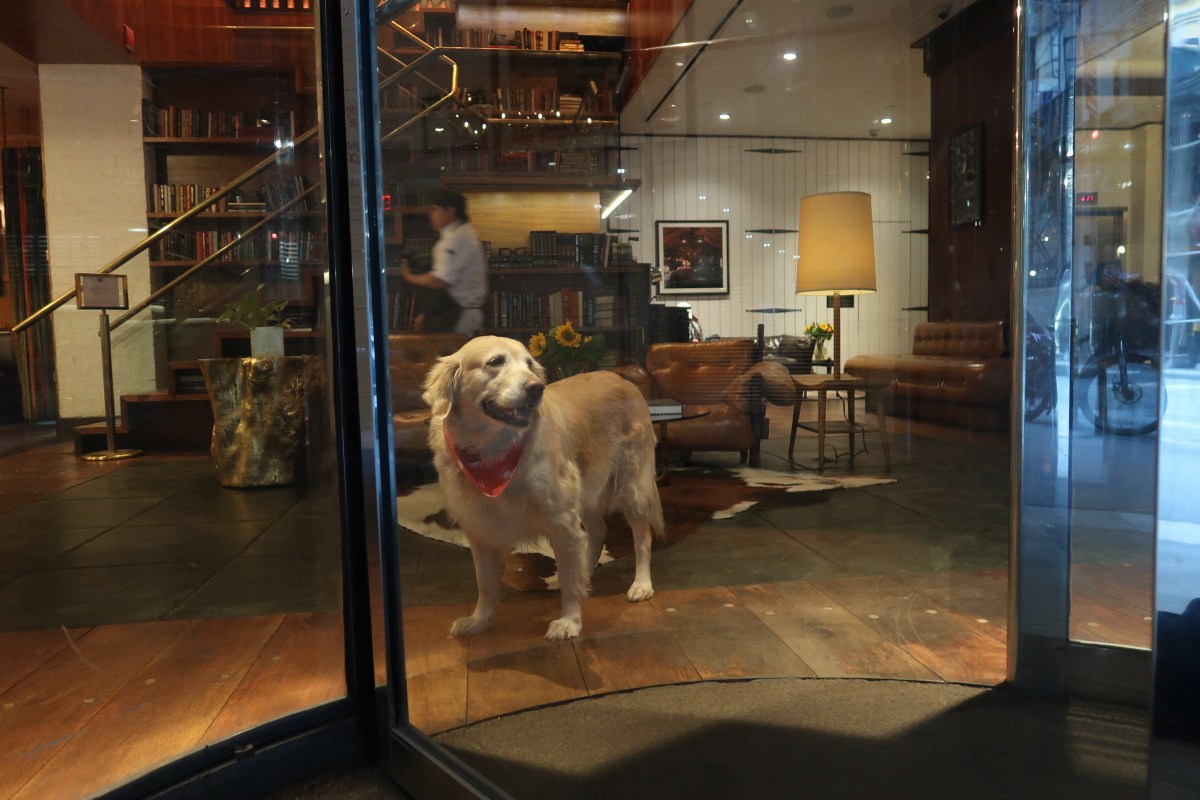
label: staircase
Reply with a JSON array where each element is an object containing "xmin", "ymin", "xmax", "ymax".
[
  {"xmin": 73, "ymin": 362, "xmax": 214, "ymax": 456},
  {"xmin": 12, "ymin": 2, "xmax": 451, "ymax": 456}
]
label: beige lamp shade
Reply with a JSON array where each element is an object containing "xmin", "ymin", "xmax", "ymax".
[{"xmin": 796, "ymin": 191, "xmax": 877, "ymax": 295}]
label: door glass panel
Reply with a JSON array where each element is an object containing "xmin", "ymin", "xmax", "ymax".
[
  {"xmin": 1156, "ymin": 0, "xmax": 1200, "ymax": 756},
  {"xmin": 1066, "ymin": 1, "xmax": 1164, "ymax": 649},
  {"xmin": 378, "ymin": 2, "xmax": 1013, "ymax": 766},
  {"xmin": 0, "ymin": 7, "xmax": 346, "ymax": 797}
]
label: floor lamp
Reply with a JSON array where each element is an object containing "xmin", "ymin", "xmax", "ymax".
[{"xmin": 795, "ymin": 191, "xmax": 877, "ymax": 375}]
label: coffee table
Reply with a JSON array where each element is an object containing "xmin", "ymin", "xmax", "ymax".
[
  {"xmin": 788, "ymin": 374, "xmax": 891, "ymax": 473},
  {"xmin": 650, "ymin": 407, "xmax": 711, "ymax": 483}
]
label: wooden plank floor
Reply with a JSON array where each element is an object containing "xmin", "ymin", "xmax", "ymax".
[{"xmin": 0, "ymin": 417, "xmax": 1153, "ymax": 800}]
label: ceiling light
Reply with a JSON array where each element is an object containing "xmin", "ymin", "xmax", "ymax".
[
  {"xmin": 719, "ymin": 113, "xmax": 731, "ymax": 120},
  {"xmin": 880, "ymin": 117, "xmax": 893, "ymax": 125},
  {"xmin": 783, "ymin": 52, "xmax": 797, "ymax": 61}
]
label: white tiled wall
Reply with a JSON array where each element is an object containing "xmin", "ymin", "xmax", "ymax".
[
  {"xmin": 621, "ymin": 135, "xmax": 930, "ymax": 361},
  {"xmin": 39, "ymin": 64, "xmax": 158, "ymax": 419}
]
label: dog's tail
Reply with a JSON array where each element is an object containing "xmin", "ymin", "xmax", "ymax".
[{"xmin": 647, "ymin": 485, "xmax": 666, "ymax": 540}]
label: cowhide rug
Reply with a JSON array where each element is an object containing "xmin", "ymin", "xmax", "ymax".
[{"xmin": 396, "ymin": 466, "xmax": 896, "ymax": 591}]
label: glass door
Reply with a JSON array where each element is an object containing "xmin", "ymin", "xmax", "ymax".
[{"xmin": 1016, "ymin": 0, "xmax": 1163, "ymax": 701}]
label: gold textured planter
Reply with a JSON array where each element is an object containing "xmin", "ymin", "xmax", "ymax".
[{"xmin": 200, "ymin": 355, "xmax": 325, "ymax": 488}]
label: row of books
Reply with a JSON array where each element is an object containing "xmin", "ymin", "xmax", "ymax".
[
  {"xmin": 149, "ymin": 184, "xmax": 226, "ymax": 214},
  {"xmin": 265, "ymin": 176, "xmax": 317, "ymax": 211},
  {"xmin": 516, "ymin": 231, "xmax": 611, "ymax": 270},
  {"xmin": 453, "ymin": 86, "xmax": 616, "ymax": 117},
  {"xmin": 486, "ymin": 289, "xmax": 620, "ymax": 329},
  {"xmin": 149, "ymin": 229, "xmax": 322, "ymax": 263},
  {"xmin": 416, "ymin": 27, "xmax": 586, "ymax": 51},
  {"xmin": 143, "ymin": 103, "xmax": 295, "ymax": 140},
  {"xmin": 428, "ymin": 144, "xmax": 608, "ymax": 176}
]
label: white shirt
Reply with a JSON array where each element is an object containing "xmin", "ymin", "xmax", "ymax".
[{"xmin": 431, "ymin": 220, "xmax": 487, "ymax": 312}]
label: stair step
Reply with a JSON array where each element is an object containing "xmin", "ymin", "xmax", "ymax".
[
  {"xmin": 74, "ymin": 392, "xmax": 213, "ymax": 456},
  {"xmin": 167, "ymin": 361, "xmax": 208, "ymax": 397}
]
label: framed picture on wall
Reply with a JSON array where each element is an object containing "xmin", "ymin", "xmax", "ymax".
[
  {"xmin": 949, "ymin": 123, "xmax": 983, "ymax": 227},
  {"xmin": 656, "ymin": 220, "xmax": 730, "ymax": 295}
]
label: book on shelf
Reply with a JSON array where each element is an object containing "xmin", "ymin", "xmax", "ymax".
[{"xmin": 648, "ymin": 399, "xmax": 684, "ymax": 419}]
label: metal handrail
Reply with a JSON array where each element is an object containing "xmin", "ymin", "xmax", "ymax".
[
  {"xmin": 10, "ymin": 19, "xmax": 459, "ymax": 335},
  {"xmin": 10, "ymin": 127, "xmax": 319, "ymax": 334},
  {"xmin": 380, "ymin": 21, "xmax": 459, "ymax": 143},
  {"xmin": 109, "ymin": 184, "xmax": 323, "ymax": 331}
]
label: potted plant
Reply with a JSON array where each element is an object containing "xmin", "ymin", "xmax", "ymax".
[
  {"xmin": 217, "ymin": 284, "xmax": 291, "ymax": 357},
  {"xmin": 528, "ymin": 320, "xmax": 608, "ymax": 381}
]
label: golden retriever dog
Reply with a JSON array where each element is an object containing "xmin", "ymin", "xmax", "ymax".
[{"xmin": 422, "ymin": 335, "xmax": 664, "ymax": 640}]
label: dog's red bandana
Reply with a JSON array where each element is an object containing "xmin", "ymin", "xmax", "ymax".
[{"xmin": 442, "ymin": 424, "xmax": 525, "ymax": 497}]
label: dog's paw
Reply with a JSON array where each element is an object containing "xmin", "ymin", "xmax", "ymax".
[
  {"xmin": 545, "ymin": 618, "xmax": 581, "ymax": 640},
  {"xmin": 626, "ymin": 582, "xmax": 655, "ymax": 603},
  {"xmin": 450, "ymin": 615, "xmax": 491, "ymax": 636}
]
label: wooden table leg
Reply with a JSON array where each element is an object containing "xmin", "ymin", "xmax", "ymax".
[
  {"xmin": 816, "ymin": 388, "xmax": 827, "ymax": 474},
  {"xmin": 874, "ymin": 392, "xmax": 892, "ymax": 469},
  {"xmin": 847, "ymin": 388, "xmax": 858, "ymax": 464},
  {"xmin": 788, "ymin": 392, "xmax": 802, "ymax": 465}
]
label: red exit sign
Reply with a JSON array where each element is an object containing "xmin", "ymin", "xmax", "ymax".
[{"xmin": 1076, "ymin": 191, "xmax": 1099, "ymax": 205}]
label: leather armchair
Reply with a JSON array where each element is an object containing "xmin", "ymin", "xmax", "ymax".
[
  {"xmin": 389, "ymin": 332, "xmax": 470, "ymax": 456},
  {"xmin": 614, "ymin": 339, "xmax": 794, "ymax": 467}
]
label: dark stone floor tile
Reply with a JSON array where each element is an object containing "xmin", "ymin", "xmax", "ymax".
[
  {"xmin": 0, "ymin": 496, "xmax": 164, "ymax": 533},
  {"xmin": 44, "ymin": 520, "xmax": 272, "ymax": 568},
  {"xmin": 0, "ymin": 527, "xmax": 109, "ymax": 571},
  {"xmin": 167, "ymin": 554, "xmax": 341, "ymax": 619},
  {"xmin": 645, "ymin": 526, "xmax": 849, "ymax": 590},
  {"xmin": 241, "ymin": 515, "xmax": 341, "ymax": 558},
  {"xmin": 0, "ymin": 562, "xmax": 223, "ymax": 630},
  {"xmin": 758, "ymin": 490, "xmax": 929, "ymax": 530},
  {"xmin": 126, "ymin": 481, "xmax": 305, "ymax": 525},
  {"xmin": 788, "ymin": 523, "xmax": 1009, "ymax": 575},
  {"xmin": 48, "ymin": 461, "xmax": 213, "ymax": 500},
  {"xmin": 877, "ymin": 486, "xmax": 1009, "ymax": 524}
]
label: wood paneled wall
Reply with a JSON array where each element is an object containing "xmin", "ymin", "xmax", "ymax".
[
  {"xmin": 54, "ymin": 0, "xmax": 314, "ymax": 72},
  {"xmin": 623, "ymin": 135, "xmax": 929, "ymax": 361},
  {"xmin": 625, "ymin": 0, "xmax": 694, "ymax": 99},
  {"xmin": 466, "ymin": 191, "xmax": 601, "ymax": 250},
  {"xmin": 925, "ymin": 0, "xmax": 1016, "ymax": 325}
]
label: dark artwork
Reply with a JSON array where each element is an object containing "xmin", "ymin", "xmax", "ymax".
[
  {"xmin": 657, "ymin": 221, "xmax": 730, "ymax": 295},
  {"xmin": 949, "ymin": 124, "xmax": 983, "ymax": 227}
]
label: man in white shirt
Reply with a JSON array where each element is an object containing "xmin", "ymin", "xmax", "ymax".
[{"xmin": 399, "ymin": 189, "xmax": 488, "ymax": 334}]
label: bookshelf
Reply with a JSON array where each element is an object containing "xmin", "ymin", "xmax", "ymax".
[
  {"xmin": 141, "ymin": 66, "xmax": 325, "ymax": 359},
  {"xmin": 379, "ymin": 1, "xmax": 643, "ymax": 361}
]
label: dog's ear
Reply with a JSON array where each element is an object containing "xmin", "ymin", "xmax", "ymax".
[
  {"xmin": 422, "ymin": 356, "xmax": 461, "ymax": 417},
  {"xmin": 529, "ymin": 354, "xmax": 547, "ymax": 382}
]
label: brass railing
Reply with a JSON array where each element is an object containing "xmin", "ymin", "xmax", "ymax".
[
  {"xmin": 10, "ymin": 127, "xmax": 319, "ymax": 334},
  {"xmin": 10, "ymin": 14, "xmax": 459, "ymax": 336}
]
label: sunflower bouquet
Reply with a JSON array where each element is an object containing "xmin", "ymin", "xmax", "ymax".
[
  {"xmin": 804, "ymin": 321, "xmax": 834, "ymax": 342},
  {"xmin": 528, "ymin": 321, "xmax": 608, "ymax": 380}
]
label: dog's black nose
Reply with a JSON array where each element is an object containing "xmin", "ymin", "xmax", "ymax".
[{"xmin": 524, "ymin": 381, "xmax": 545, "ymax": 403}]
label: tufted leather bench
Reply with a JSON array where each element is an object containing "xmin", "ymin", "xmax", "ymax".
[
  {"xmin": 613, "ymin": 338, "xmax": 795, "ymax": 466},
  {"xmin": 389, "ymin": 332, "xmax": 470, "ymax": 456},
  {"xmin": 844, "ymin": 321, "xmax": 1012, "ymax": 430}
]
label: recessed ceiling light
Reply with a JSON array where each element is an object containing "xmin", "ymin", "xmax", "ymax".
[
  {"xmin": 719, "ymin": 113, "xmax": 731, "ymax": 120},
  {"xmin": 881, "ymin": 117, "xmax": 893, "ymax": 125},
  {"xmin": 783, "ymin": 52, "xmax": 797, "ymax": 61}
]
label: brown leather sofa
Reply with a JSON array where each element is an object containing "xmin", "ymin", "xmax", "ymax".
[
  {"xmin": 389, "ymin": 332, "xmax": 470, "ymax": 456},
  {"xmin": 844, "ymin": 321, "xmax": 1011, "ymax": 430},
  {"xmin": 613, "ymin": 339, "xmax": 795, "ymax": 466}
]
